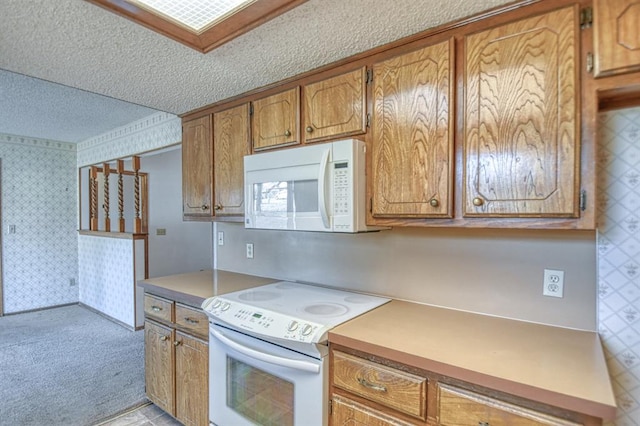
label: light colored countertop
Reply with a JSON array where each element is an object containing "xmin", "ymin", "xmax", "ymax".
[
  {"xmin": 329, "ymin": 300, "xmax": 616, "ymax": 420},
  {"xmin": 138, "ymin": 269, "xmax": 277, "ymax": 308}
]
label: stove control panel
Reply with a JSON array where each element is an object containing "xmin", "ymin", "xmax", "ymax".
[{"xmin": 202, "ymin": 297, "xmax": 326, "ymax": 343}]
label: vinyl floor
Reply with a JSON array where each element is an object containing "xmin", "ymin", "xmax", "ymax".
[{"xmin": 95, "ymin": 402, "xmax": 183, "ymax": 426}]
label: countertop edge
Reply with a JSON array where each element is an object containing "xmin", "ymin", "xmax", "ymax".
[
  {"xmin": 138, "ymin": 281, "xmax": 205, "ymax": 308},
  {"xmin": 328, "ymin": 332, "xmax": 617, "ymax": 421}
]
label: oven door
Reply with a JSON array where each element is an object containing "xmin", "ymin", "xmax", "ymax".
[{"xmin": 209, "ymin": 323, "xmax": 327, "ymax": 426}]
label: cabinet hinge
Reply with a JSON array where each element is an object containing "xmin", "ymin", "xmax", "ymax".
[
  {"xmin": 580, "ymin": 7, "xmax": 593, "ymax": 29},
  {"xmin": 369, "ymin": 197, "xmax": 373, "ymax": 214},
  {"xmin": 366, "ymin": 113, "xmax": 371, "ymax": 128},
  {"xmin": 249, "ymin": 104, "xmax": 254, "ymax": 116},
  {"xmin": 366, "ymin": 69, "xmax": 373, "ymax": 84},
  {"xmin": 329, "ymin": 399, "xmax": 333, "ymax": 415},
  {"xmin": 586, "ymin": 52, "xmax": 594, "ymax": 74},
  {"xmin": 579, "ymin": 190, "xmax": 587, "ymax": 212}
]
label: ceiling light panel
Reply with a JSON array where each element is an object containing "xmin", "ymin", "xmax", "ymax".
[{"xmin": 130, "ymin": 0, "xmax": 255, "ymax": 33}]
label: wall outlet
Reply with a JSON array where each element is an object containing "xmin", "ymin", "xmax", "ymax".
[
  {"xmin": 69, "ymin": 278, "xmax": 77, "ymax": 287},
  {"xmin": 8, "ymin": 225, "xmax": 16, "ymax": 234},
  {"xmin": 156, "ymin": 228, "xmax": 167, "ymax": 236},
  {"xmin": 543, "ymin": 269, "xmax": 564, "ymax": 298},
  {"xmin": 246, "ymin": 243, "xmax": 254, "ymax": 259},
  {"xmin": 217, "ymin": 231, "xmax": 224, "ymax": 246}
]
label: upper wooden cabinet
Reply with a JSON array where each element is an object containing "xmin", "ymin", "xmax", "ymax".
[
  {"xmin": 594, "ymin": 0, "xmax": 640, "ymax": 77},
  {"xmin": 251, "ymin": 87, "xmax": 299, "ymax": 151},
  {"xmin": 303, "ymin": 67, "xmax": 367, "ymax": 143},
  {"xmin": 463, "ymin": 6, "xmax": 579, "ymax": 218},
  {"xmin": 213, "ymin": 104, "xmax": 250, "ymax": 218},
  {"xmin": 182, "ymin": 116, "xmax": 213, "ymax": 220},
  {"xmin": 371, "ymin": 39, "xmax": 454, "ymax": 218}
]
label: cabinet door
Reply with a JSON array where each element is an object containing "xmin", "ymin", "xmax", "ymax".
[
  {"xmin": 438, "ymin": 384, "xmax": 581, "ymax": 426},
  {"xmin": 303, "ymin": 68, "xmax": 366, "ymax": 143},
  {"xmin": 464, "ymin": 6, "xmax": 579, "ymax": 217},
  {"xmin": 371, "ymin": 39, "xmax": 454, "ymax": 218},
  {"xmin": 182, "ymin": 116, "xmax": 213, "ymax": 219},
  {"xmin": 252, "ymin": 87, "xmax": 299, "ymax": 151},
  {"xmin": 594, "ymin": 0, "xmax": 640, "ymax": 77},
  {"xmin": 213, "ymin": 104, "xmax": 250, "ymax": 217},
  {"xmin": 331, "ymin": 395, "xmax": 415, "ymax": 426},
  {"xmin": 175, "ymin": 332, "xmax": 209, "ymax": 426},
  {"xmin": 145, "ymin": 320, "xmax": 175, "ymax": 415}
]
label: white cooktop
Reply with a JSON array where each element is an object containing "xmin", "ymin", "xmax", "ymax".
[{"xmin": 202, "ymin": 281, "xmax": 390, "ymax": 345}]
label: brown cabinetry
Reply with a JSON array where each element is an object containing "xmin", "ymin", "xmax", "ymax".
[
  {"xmin": 463, "ymin": 6, "xmax": 579, "ymax": 217},
  {"xmin": 144, "ymin": 294, "xmax": 209, "ymax": 426},
  {"xmin": 252, "ymin": 87, "xmax": 300, "ymax": 151},
  {"xmin": 437, "ymin": 383, "xmax": 581, "ymax": 426},
  {"xmin": 182, "ymin": 116, "xmax": 213, "ymax": 220},
  {"xmin": 371, "ymin": 40, "xmax": 454, "ymax": 219},
  {"xmin": 330, "ymin": 346, "xmax": 600, "ymax": 426},
  {"xmin": 303, "ymin": 67, "xmax": 367, "ymax": 143},
  {"xmin": 594, "ymin": 0, "xmax": 640, "ymax": 77},
  {"xmin": 213, "ymin": 104, "xmax": 250, "ymax": 217}
]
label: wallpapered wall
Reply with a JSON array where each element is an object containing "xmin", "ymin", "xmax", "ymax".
[
  {"xmin": 0, "ymin": 134, "xmax": 78, "ymax": 313},
  {"xmin": 598, "ymin": 107, "xmax": 640, "ymax": 426}
]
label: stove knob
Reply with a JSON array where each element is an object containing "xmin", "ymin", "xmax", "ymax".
[
  {"xmin": 221, "ymin": 302, "xmax": 231, "ymax": 311},
  {"xmin": 212, "ymin": 299, "xmax": 222, "ymax": 309},
  {"xmin": 301, "ymin": 324, "xmax": 313, "ymax": 336},
  {"xmin": 287, "ymin": 321, "xmax": 299, "ymax": 332}
]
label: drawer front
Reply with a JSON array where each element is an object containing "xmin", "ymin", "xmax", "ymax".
[
  {"xmin": 331, "ymin": 394, "xmax": 415, "ymax": 426},
  {"xmin": 332, "ymin": 351, "xmax": 427, "ymax": 420},
  {"xmin": 144, "ymin": 294, "xmax": 174, "ymax": 323},
  {"xmin": 438, "ymin": 384, "xmax": 582, "ymax": 426},
  {"xmin": 175, "ymin": 303, "xmax": 209, "ymax": 339}
]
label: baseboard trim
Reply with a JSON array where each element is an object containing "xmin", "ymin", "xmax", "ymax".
[
  {"xmin": 79, "ymin": 303, "xmax": 137, "ymax": 331},
  {"xmin": 2, "ymin": 302, "xmax": 78, "ymax": 316}
]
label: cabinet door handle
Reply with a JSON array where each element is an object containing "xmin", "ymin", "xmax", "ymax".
[
  {"xmin": 184, "ymin": 317, "xmax": 199, "ymax": 324},
  {"xmin": 151, "ymin": 306, "xmax": 162, "ymax": 312},
  {"xmin": 357, "ymin": 377, "xmax": 387, "ymax": 392},
  {"xmin": 214, "ymin": 204, "xmax": 223, "ymax": 211},
  {"xmin": 284, "ymin": 129, "xmax": 292, "ymax": 137},
  {"xmin": 174, "ymin": 340, "xmax": 182, "ymax": 347},
  {"xmin": 429, "ymin": 198, "xmax": 439, "ymax": 208},
  {"xmin": 306, "ymin": 126, "xmax": 314, "ymax": 133},
  {"xmin": 160, "ymin": 335, "xmax": 168, "ymax": 341},
  {"xmin": 473, "ymin": 197, "xmax": 484, "ymax": 206}
]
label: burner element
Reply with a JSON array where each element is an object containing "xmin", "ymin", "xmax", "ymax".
[
  {"xmin": 304, "ymin": 303, "xmax": 349, "ymax": 317},
  {"xmin": 238, "ymin": 290, "xmax": 280, "ymax": 302}
]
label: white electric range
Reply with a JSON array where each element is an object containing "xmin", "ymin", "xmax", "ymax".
[{"xmin": 202, "ymin": 281, "xmax": 390, "ymax": 426}]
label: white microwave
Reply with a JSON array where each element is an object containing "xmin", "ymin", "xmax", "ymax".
[{"xmin": 244, "ymin": 139, "xmax": 384, "ymax": 233}]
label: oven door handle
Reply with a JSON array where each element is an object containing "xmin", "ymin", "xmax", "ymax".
[{"xmin": 210, "ymin": 328, "xmax": 321, "ymax": 374}]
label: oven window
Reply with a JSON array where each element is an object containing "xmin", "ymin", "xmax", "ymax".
[{"xmin": 227, "ymin": 356, "xmax": 294, "ymax": 426}]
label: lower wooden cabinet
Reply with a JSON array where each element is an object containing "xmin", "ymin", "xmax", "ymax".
[
  {"xmin": 144, "ymin": 294, "xmax": 209, "ymax": 426},
  {"xmin": 332, "ymin": 394, "xmax": 415, "ymax": 426},
  {"xmin": 438, "ymin": 383, "xmax": 581, "ymax": 426},
  {"xmin": 144, "ymin": 320, "xmax": 175, "ymax": 414},
  {"xmin": 330, "ymin": 346, "xmax": 601, "ymax": 426},
  {"xmin": 175, "ymin": 331, "xmax": 209, "ymax": 426}
]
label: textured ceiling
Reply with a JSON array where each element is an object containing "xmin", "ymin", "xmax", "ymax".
[{"xmin": 0, "ymin": 0, "xmax": 514, "ymax": 143}]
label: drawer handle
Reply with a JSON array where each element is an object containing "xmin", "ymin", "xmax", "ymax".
[
  {"xmin": 151, "ymin": 306, "xmax": 162, "ymax": 312},
  {"xmin": 357, "ymin": 377, "xmax": 387, "ymax": 393},
  {"xmin": 184, "ymin": 317, "xmax": 200, "ymax": 324},
  {"xmin": 478, "ymin": 422, "xmax": 490, "ymax": 426}
]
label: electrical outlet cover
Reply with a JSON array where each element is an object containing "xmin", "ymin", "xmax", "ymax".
[{"xmin": 543, "ymin": 269, "xmax": 564, "ymax": 298}]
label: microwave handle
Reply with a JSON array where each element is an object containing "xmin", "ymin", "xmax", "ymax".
[
  {"xmin": 318, "ymin": 148, "xmax": 331, "ymax": 229},
  {"xmin": 210, "ymin": 328, "xmax": 321, "ymax": 374}
]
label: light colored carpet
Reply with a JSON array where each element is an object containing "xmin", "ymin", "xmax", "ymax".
[{"xmin": 0, "ymin": 304, "xmax": 146, "ymax": 425}]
